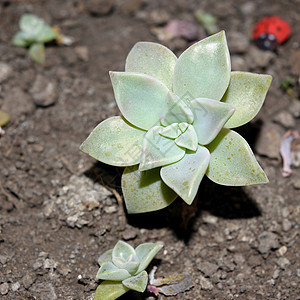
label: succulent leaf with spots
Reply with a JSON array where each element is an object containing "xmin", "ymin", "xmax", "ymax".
[
  {"xmin": 81, "ymin": 31, "xmax": 272, "ymax": 214},
  {"xmin": 94, "ymin": 241, "xmax": 163, "ymax": 300}
]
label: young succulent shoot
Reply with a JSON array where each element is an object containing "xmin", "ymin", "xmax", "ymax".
[
  {"xmin": 81, "ymin": 31, "xmax": 272, "ymax": 214},
  {"xmin": 94, "ymin": 241, "xmax": 163, "ymax": 300},
  {"xmin": 12, "ymin": 14, "xmax": 57, "ymax": 64}
]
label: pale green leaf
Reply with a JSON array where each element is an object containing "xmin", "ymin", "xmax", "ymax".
[
  {"xmin": 222, "ymin": 71, "xmax": 272, "ymax": 128},
  {"xmin": 160, "ymin": 92, "xmax": 194, "ymax": 126},
  {"xmin": 173, "ymin": 31, "xmax": 230, "ymax": 101},
  {"xmin": 12, "ymin": 32, "xmax": 28, "ymax": 47},
  {"xmin": 190, "ymin": 98, "xmax": 235, "ymax": 145},
  {"xmin": 96, "ymin": 262, "xmax": 131, "ymax": 281},
  {"xmin": 135, "ymin": 243, "xmax": 163, "ymax": 274},
  {"xmin": 161, "ymin": 146, "xmax": 210, "ymax": 204},
  {"xmin": 80, "ymin": 116, "xmax": 145, "ymax": 167},
  {"xmin": 112, "ymin": 241, "xmax": 136, "ymax": 262},
  {"xmin": 121, "ymin": 165, "xmax": 177, "ymax": 213},
  {"xmin": 98, "ymin": 249, "xmax": 112, "ymax": 266},
  {"xmin": 20, "ymin": 14, "xmax": 45, "ymax": 33},
  {"xmin": 36, "ymin": 26, "xmax": 57, "ymax": 43},
  {"xmin": 159, "ymin": 123, "xmax": 181, "ymax": 139},
  {"xmin": 206, "ymin": 129, "xmax": 269, "ymax": 185},
  {"xmin": 110, "ymin": 72, "xmax": 170, "ymax": 130},
  {"xmin": 175, "ymin": 124, "xmax": 198, "ymax": 151},
  {"xmin": 125, "ymin": 41, "xmax": 177, "ymax": 90},
  {"xmin": 139, "ymin": 126, "xmax": 185, "ymax": 171},
  {"xmin": 94, "ymin": 281, "xmax": 129, "ymax": 300},
  {"xmin": 178, "ymin": 122, "xmax": 188, "ymax": 133},
  {"xmin": 28, "ymin": 43, "xmax": 45, "ymax": 64},
  {"xmin": 122, "ymin": 271, "xmax": 148, "ymax": 292},
  {"xmin": 112, "ymin": 241, "xmax": 139, "ymax": 275}
]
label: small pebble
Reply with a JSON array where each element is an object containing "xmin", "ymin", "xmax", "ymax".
[
  {"xmin": 276, "ymin": 257, "xmax": 290, "ymax": 269},
  {"xmin": 0, "ymin": 282, "xmax": 9, "ymax": 295},
  {"xmin": 0, "ymin": 255, "xmax": 7, "ymax": 264},
  {"xmin": 44, "ymin": 258, "xmax": 58, "ymax": 270},
  {"xmin": 258, "ymin": 231, "xmax": 279, "ymax": 254},
  {"xmin": 292, "ymin": 178, "xmax": 300, "ymax": 190},
  {"xmin": 11, "ymin": 282, "xmax": 20, "ymax": 292},
  {"xmin": 198, "ymin": 261, "xmax": 218, "ymax": 277},
  {"xmin": 199, "ymin": 275, "xmax": 213, "ymax": 290},
  {"xmin": 104, "ymin": 206, "xmax": 117, "ymax": 214},
  {"xmin": 273, "ymin": 111, "xmax": 296, "ymax": 129},
  {"xmin": 281, "ymin": 207, "xmax": 289, "ymax": 218},
  {"xmin": 22, "ymin": 273, "xmax": 36, "ymax": 289},
  {"xmin": 278, "ymin": 246, "xmax": 287, "ymax": 256},
  {"xmin": 0, "ymin": 62, "xmax": 13, "ymax": 83},
  {"xmin": 273, "ymin": 269, "xmax": 280, "ymax": 279},
  {"xmin": 282, "ymin": 219, "xmax": 292, "ymax": 232},
  {"xmin": 296, "ymin": 269, "xmax": 300, "ymax": 278},
  {"xmin": 30, "ymin": 75, "xmax": 58, "ymax": 107}
]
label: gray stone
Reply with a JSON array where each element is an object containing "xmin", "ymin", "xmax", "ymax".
[
  {"xmin": 227, "ymin": 31, "xmax": 250, "ymax": 54},
  {"xmin": 258, "ymin": 231, "xmax": 279, "ymax": 254},
  {"xmin": 198, "ymin": 261, "xmax": 218, "ymax": 277},
  {"xmin": 149, "ymin": 9, "xmax": 170, "ymax": 25},
  {"xmin": 292, "ymin": 178, "xmax": 300, "ymax": 190},
  {"xmin": 43, "ymin": 175, "xmax": 112, "ymax": 228},
  {"xmin": 273, "ymin": 269, "xmax": 280, "ymax": 279},
  {"xmin": 276, "ymin": 257, "xmax": 290, "ymax": 269},
  {"xmin": 85, "ymin": 0, "xmax": 114, "ymax": 16},
  {"xmin": 11, "ymin": 282, "xmax": 20, "ymax": 292},
  {"xmin": 0, "ymin": 62, "xmax": 12, "ymax": 83},
  {"xmin": 199, "ymin": 275, "xmax": 213, "ymax": 290},
  {"xmin": 281, "ymin": 207, "xmax": 289, "ymax": 218},
  {"xmin": 282, "ymin": 219, "xmax": 292, "ymax": 232},
  {"xmin": 296, "ymin": 269, "xmax": 300, "ymax": 278},
  {"xmin": 0, "ymin": 255, "xmax": 7, "ymax": 264},
  {"xmin": 44, "ymin": 258, "xmax": 58, "ymax": 270},
  {"xmin": 2, "ymin": 87, "xmax": 35, "ymax": 119},
  {"xmin": 22, "ymin": 273, "xmax": 36, "ymax": 289},
  {"xmin": 30, "ymin": 75, "xmax": 58, "ymax": 107},
  {"xmin": 30, "ymin": 282, "xmax": 57, "ymax": 300},
  {"xmin": 0, "ymin": 282, "xmax": 8, "ymax": 295},
  {"xmin": 255, "ymin": 123, "xmax": 282, "ymax": 160},
  {"xmin": 247, "ymin": 46, "xmax": 275, "ymax": 68},
  {"xmin": 122, "ymin": 229, "xmax": 137, "ymax": 241},
  {"xmin": 288, "ymin": 101, "xmax": 300, "ymax": 118},
  {"xmin": 120, "ymin": 0, "xmax": 142, "ymax": 15},
  {"xmin": 273, "ymin": 111, "xmax": 296, "ymax": 129}
]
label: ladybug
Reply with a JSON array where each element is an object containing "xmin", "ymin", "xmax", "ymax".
[{"xmin": 253, "ymin": 16, "xmax": 291, "ymax": 50}]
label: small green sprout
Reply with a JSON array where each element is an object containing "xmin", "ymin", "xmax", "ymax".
[
  {"xmin": 12, "ymin": 14, "xmax": 57, "ymax": 64},
  {"xmin": 81, "ymin": 31, "xmax": 272, "ymax": 214},
  {"xmin": 94, "ymin": 241, "xmax": 163, "ymax": 300}
]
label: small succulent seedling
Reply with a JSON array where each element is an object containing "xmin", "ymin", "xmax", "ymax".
[
  {"xmin": 81, "ymin": 31, "xmax": 272, "ymax": 214},
  {"xmin": 94, "ymin": 241, "xmax": 163, "ymax": 300},
  {"xmin": 13, "ymin": 14, "xmax": 57, "ymax": 63}
]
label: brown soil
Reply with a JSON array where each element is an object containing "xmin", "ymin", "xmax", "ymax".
[{"xmin": 0, "ymin": 0, "xmax": 299, "ymax": 299}]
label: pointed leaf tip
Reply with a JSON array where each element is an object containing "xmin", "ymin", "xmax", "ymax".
[{"xmin": 206, "ymin": 129, "xmax": 269, "ymax": 186}]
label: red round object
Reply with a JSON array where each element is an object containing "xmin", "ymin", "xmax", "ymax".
[{"xmin": 253, "ymin": 16, "xmax": 291, "ymax": 50}]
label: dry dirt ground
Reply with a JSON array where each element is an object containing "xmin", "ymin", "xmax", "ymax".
[{"xmin": 0, "ymin": 0, "xmax": 299, "ymax": 299}]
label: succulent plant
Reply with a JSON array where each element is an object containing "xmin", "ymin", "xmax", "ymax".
[
  {"xmin": 94, "ymin": 241, "xmax": 163, "ymax": 300},
  {"xmin": 81, "ymin": 31, "xmax": 272, "ymax": 214},
  {"xmin": 13, "ymin": 14, "xmax": 57, "ymax": 63}
]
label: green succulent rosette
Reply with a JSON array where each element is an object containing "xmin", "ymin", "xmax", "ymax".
[
  {"xmin": 94, "ymin": 241, "xmax": 163, "ymax": 300},
  {"xmin": 81, "ymin": 31, "xmax": 272, "ymax": 213},
  {"xmin": 12, "ymin": 14, "xmax": 57, "ymax": 63}
]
